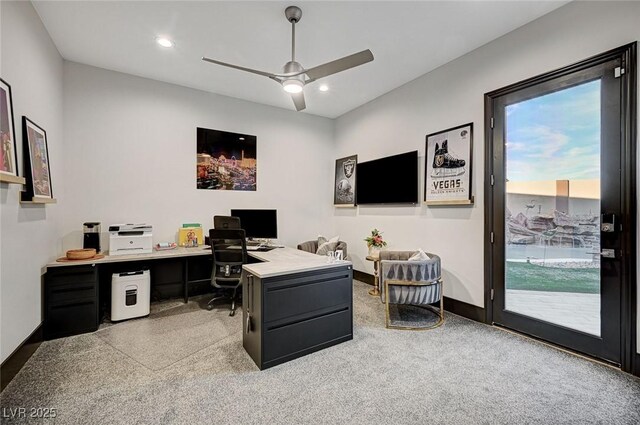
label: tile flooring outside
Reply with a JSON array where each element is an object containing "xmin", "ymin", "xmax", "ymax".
[{"xmin": 505, "ymin": 289, "xmax": 600, "ymax": 336}]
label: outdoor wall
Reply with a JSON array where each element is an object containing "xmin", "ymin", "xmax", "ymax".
[
  {"xmin": 0, "ymin": 0, "xmax": 64, "ymax": 362},
  {"xmin": 332, "ymin": 1, "xmax": 640, "ymax": 311}
]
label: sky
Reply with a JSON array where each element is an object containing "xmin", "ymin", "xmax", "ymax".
[{"xmin": 505, "ymin": 79, "xmax": 600, "ymax": 182}]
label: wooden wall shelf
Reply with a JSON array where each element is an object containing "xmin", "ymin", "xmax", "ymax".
[
  {"xmin": 20, "ymin": 196, "xmax": 57, "ymax": 204},
  {"xmin": 0, "ymin": 174, "xmax": 26, "ymax": 185}
]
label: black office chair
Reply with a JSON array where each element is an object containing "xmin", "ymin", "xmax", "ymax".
[
  {"xmin": 213, "ymin": 215, "xmax": 241, "ymax": 230},
  {"xmin": 207, "ymin": 229, "xmax": 247, "ymax": 316}
]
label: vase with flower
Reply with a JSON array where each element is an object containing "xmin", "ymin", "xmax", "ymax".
[{"xmin": 364, "ymin": 228, "xmax": 387, "ymax": 258}]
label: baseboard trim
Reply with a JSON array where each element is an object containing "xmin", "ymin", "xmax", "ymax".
[
  {"xmin": 443, "ymin": 297, "xmax": 485, "ymax": 323},
  {"xmin": 353, "ymin": 270, "xmax": 374, "ymax": 286},
  {"xmin": 354, "ymin": 270, "xmax": 485, "ymax": 323},
  {"xmin": 1, "ymin": 323, "xmax": 43, "ymax": 392}
]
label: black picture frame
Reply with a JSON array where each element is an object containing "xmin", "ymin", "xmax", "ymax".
[
  {"xmin": 334, "ymin": 154, "xmax": 357, "ymax": 207},
  {"xmin": 424, "ymin": 122, "xmax": 474, "ymax": 205},
  {"xmin": 22, "ymin": 116, "xmax": 54, "ymax": 201},
  {"xmin": 0, "ymin": 78, "xmax": 20, "ymax": 181}
]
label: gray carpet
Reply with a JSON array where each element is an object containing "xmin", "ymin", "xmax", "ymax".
[{"xmin": 1, "ymin": 281, "xmax": 639, "ymax": 424}]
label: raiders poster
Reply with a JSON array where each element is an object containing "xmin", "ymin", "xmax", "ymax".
[
  {"xmin": 424, "ymin": 123, "xmax": 473, "ymax": 205},
  {"xmin": 334, "ymin": 155, "xmax": 357, "ymax": 207}
]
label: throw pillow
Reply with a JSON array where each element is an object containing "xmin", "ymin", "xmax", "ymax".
[
  {"xmin": 316, "ymin": 235, "xmax": 340, "ymax": 255},
  {"xmin": 408, "ymin": 249, "xmax": 430, "ymax": 261}
]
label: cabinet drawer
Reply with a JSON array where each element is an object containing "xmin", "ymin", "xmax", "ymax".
[
  {"xmin": 47, "ymin": 281, "xmax": 97, "ymax": 305},
  {"xmin": 263, "ymin": 308, "xmax": 352, "ymax": 362},
  {"xmin": 46, "ymin": 265, "xmax": 97, "ymax": 287},
  {"xmin": 45, "ymin": 299, "xmax": 98, "ymax": 339},
  {"xmin": 263, "ymin": 271, "xmax": 352, "ymax": 323}
]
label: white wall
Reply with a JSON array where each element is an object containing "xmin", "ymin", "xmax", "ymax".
[
  {"xmin": 333, "ymin": 1, "xmax": 640, "ymax": 310},
  {"xmin": 61, "ymin": 62, "xmax": 334, "ymax": 252},
  {"xmin": 0, "ymin": 1, "xmax": 64, "ymax": 362}
]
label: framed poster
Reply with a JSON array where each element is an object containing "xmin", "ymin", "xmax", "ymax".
[
  {"xmin": 196, "ymin": 127, "xmax": 257, "ymax": 191},
  {"xmin": 334, "ymin": 155, "xmax": 357, "ymax": 207},
  {"xmin": 23, "ymin": 117, "xmax": 53, "ymax": 199},
  {"xmin": 424, "ymin": 123, "xmax": 473, "ymax": 205},
  {"xmin": 0, "ymin": 78, "xmax": 20, "ymax": 182}
]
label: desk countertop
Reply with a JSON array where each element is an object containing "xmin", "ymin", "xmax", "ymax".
[
  {"xmin": 45, "ymin": 246, "xmax": 351, "ymax": 279},
  {"xmin": 242, "ymin": 247, "xmax": 351, "ymax": 278},
  {"xmin": 45, "ymin": 246, "xmax": 210, "ymax": 269}
]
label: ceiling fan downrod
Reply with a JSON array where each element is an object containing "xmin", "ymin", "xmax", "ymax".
[{"xmin": 285, "ymin": 6, "xmax": 302, "ymax": 62}]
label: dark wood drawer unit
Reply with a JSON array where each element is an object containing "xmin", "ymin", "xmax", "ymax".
[
  {"xmin": 243, "ymin": 265, "xmax": 353, "ymax": 370},
  {"xmin": 45, "ymin": 265, "xmax": 99, "ymax": 340}
]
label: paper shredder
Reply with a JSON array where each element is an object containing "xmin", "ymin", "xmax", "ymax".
[{"xmin": 111, "ymin": 270, "xmax": 150, "ymax": 321}]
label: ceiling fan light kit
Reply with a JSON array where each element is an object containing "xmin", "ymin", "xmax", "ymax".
[{"xmin": 202, "ymin": 5, "xmax": 374, "ymax": 111}]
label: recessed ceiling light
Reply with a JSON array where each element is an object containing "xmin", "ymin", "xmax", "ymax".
[
  {"xmin": 156, "ymin": 37, "xmax": 174, "ymax": 48},
  {"xmin": 319, "ymin": 84, "xmax": 329, "ymax": 92}
]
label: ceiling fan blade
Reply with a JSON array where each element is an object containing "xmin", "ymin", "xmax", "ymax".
[
  {"xmin": 304, "ymin": 49, "xmax": 374, "ymax": 80},
  {"xmin": 291, "ymin": 91, "xmax": 306, "ymax": 111},
  {"xmin": 202, "ymin": 57, "xmax": 277, "ymax": 79}
]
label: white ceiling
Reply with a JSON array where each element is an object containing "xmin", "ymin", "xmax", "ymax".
[{"xmin": 33, "ymin": 1, "xmax": 567, "ymax": 118}]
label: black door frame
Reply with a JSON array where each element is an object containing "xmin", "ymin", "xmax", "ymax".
[{"xmin": 484, "ymin": 43, "xmax": 637, "ymax": 375}]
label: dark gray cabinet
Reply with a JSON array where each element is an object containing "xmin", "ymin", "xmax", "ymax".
[
  {"xmin": 243, "ymin": 265, "xmax": 353, "ymax": 370},
  {"xmin": 43, "ymin": 255, "xmax": 215, "ymax": 340},
  {"xmin": 44, "ymin": 265, "xmax": 99, "ymax": 339}
]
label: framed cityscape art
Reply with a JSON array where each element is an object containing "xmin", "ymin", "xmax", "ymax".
[
  {"xmin": 424, "ymin": 123, "xmax": 473, "ymax": 205},
  {"xmin": 196, "ymin": 127, "xmax": 257, "ymax": 191}
]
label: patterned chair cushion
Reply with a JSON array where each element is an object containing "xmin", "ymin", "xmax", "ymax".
[{"xmin": 379, "ymin": 251, "xmax": 442, "ymax": 305}]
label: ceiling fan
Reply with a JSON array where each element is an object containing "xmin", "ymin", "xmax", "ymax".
[{"xmin": 202, "ymin": 5, "xmax": 374, "ymax": 112}]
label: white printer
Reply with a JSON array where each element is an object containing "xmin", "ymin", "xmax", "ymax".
[{"xmin": 108, "ymin": 224, "xmax": 153, "ymax": 256}]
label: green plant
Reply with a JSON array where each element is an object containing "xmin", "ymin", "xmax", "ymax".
[{"xmin": 364, "ymin": 228, "xmax": 387, "ymax": 248}]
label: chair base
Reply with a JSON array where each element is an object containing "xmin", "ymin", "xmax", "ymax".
[
  {"xmin": 385, "ymin": 303, "xmax": 445, "ymax": 331},
  {"xmin": 207, "ymin": 287, "xmax": 239, "ymax": 316}
]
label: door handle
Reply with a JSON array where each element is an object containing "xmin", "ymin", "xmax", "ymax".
[
  {"xmin": 601, "ymin": 213, "xmax": 615, "ymax": 232},
  {"xmin": 246, "ymin": 274, "xmax": 254, "ymax": 333},
  {"xmin": 601, "ymin": 249, "xmax": 615, "ymax": 259}
]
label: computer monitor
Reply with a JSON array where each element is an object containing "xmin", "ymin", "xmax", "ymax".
[{"xmin": 229, "ymin": 209, "xmax": 277, "ymax": 239}]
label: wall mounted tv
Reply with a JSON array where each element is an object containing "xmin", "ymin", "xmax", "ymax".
[{"xmin": 356, "ymin": 151, "xmax": 419, "ymax": 205}]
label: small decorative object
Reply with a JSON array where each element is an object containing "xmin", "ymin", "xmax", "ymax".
[
  {"xmin": 334, "ymin": 154, "xmax": 357, "ymax": 207},
  {"xmin": 155, "ymin": 242, "xmax": 177, "ymax": 251},
  {"xmin": 56, "ymin": 248, "xmax": 105, "ymax": 262},
  {"xmin": 425, "ymin": 123, "xmax": 473, "ymax": 205},
  {"xmin": 22, "ymin": 117, "xmax": 54, "ymax": 202},
  {"xmin": 197, "ymin": 127, "xmax": 257, "ymax": 191},
  {"xmin": 364, "ymin": 228, "xmax": 387, "ymax": 258},
  {"xmin": 335, "ymin": 249, "xmax": 344, "ymax": 261},
  {"xmin": 326, "ymin": 251, "xmax": 335, "ymax": 263},
  {"xmin": 179, "ymin": 224, "xmax": 204, "ymax": 247},
  {"xmin": 0, "ymin": 78, "xmax": 23, "ymax": 184}
]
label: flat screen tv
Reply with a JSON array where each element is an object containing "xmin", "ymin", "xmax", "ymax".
[{"xmin": 356, "ymin": 151, "xmax": 419, "ymax": 205}]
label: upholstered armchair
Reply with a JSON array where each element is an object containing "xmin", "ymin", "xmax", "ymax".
[
  {"xmin": 379, "ymin": 250, "xmax": 443, "ymax": 330},
  {"xmin": 297, "ymin": 240, "xmax": 348, "ymax": 259}
]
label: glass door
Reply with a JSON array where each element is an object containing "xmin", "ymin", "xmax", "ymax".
[{"xmin": 489, "ymin": 54, "xmax": 626, "ymax": 364}]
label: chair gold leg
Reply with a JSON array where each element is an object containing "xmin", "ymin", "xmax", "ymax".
[{"xmin": 385, "ymin": 280, "xmax": 445, "ymax": 331}]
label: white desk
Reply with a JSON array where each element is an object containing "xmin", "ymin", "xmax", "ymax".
[
  {"xmin": 45, "ymin": 246, "xmax": 210, "ymax": 269},
  {"xmin": 243, "ymin": 247, "xmax": 351, "ymax": 278}
]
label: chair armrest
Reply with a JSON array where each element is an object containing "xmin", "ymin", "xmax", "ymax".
[
  {"xmin": 336, "ymin": 241, "xmax": 348, "ymax": 259},
  {"xmin": 297, "ymin": 240, "xmax": 318, "ymax": 254}
]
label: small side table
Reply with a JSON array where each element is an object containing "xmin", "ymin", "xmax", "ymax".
[{"xmin": 365, "ymin": 255, "xmax": 380, "ymax": 296}]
